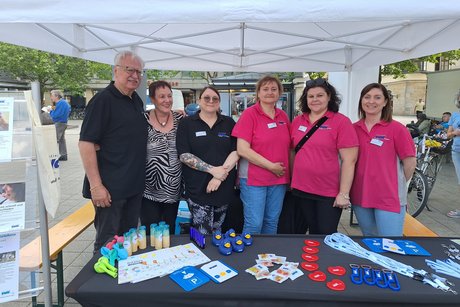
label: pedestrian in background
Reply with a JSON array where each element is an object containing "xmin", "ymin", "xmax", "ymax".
[
  {"xmin": 49, "ymin": 90, "xmax": 71, "ymax": 161},
  {"xmin": 232, "ymin": 75, "xmax": 290, "ymax": 235},
  {"xmin": 351, "ymin": 83, "xmax": 416, "ymax": 236},
  {"xmin": 79, "ymin": 50, "xmax": 148, "ymax": 252},
  {"xmin": 290, "ymin": 78, "xmax": 358, "ymax": 235}
]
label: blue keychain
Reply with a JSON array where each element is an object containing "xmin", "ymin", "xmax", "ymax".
[
  {"xmin": 349, "ymin": 264, "xmax": 363, "ymax": 285},
  {"xmin": 361, "ymin": 265, "xmax": 376, "ymax": 285},
  {"xmin": 373, "ymin": 268, "xmax": 388, "ymax": 288},
  {"xmin": 383, "ymin": 269, "xmax": 401, "ymax": 291}
]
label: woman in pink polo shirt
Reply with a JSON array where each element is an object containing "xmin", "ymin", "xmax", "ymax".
[
  {"xmin": 350, "ymin": 83, "xmax": 416, "ymax": 236},
  {"xmin": 291, "ymin": 78, "xmax": 358, "ymax": 235},
  {"xmin": 232, "ymin": 75, "xmax": 290, "ymax": 234}
]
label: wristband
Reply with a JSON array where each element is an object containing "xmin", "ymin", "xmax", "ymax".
[{"xmin": 339, "ymin": 192, "xmax": 350, "ymax": 200}]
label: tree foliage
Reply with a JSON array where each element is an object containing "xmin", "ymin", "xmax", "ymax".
[
  {"xmin": 145, "ymin": 69, "xmax": 180, "ymax": 80},
  {"xmin": 0, "ymin": 42, "xmax": 112, "ymax": 101},
  {"xmin": 381, "ymin": 50, "xmax": 460, "ymax": 79}
]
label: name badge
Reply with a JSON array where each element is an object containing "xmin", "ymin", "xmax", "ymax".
[
  {"xmin": 267, "ymin": 122, "xmax": 277, "ymax": 129},
  {"xmin": 370, "ymin": 138, "xmax": 383, "ymax": 146},
  {"xmin": 195, "ymin": 131, "xmax": 207, "ymax": 137},
  {"xmin": 298, "ymin": 125, "xmax": 307, "ymax": 132}
]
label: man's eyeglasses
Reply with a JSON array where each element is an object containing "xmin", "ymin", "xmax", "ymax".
[
  {"xmin": 117, "ymin": 65, "xmax": 144, "ymax": 77},
  {"xmin": 305, "ymin": 78, "xmax": 328, "ymax": 88},
  {"xmin": 202, "ymin": 96, "xmax": 220, "ymax": 103}
]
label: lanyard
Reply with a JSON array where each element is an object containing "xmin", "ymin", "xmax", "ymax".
[{"xmin": 324, "ymin": 233, "xmax": 456, "ymax": 294}]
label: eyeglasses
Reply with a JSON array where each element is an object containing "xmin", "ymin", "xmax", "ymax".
[
  {"xmin": 305, "ymin": 78, "xmax": 328, "ymax": 88},
  {"xmin": 116, "ymin": 65, "xmax": 144, "ymax": 76},
  {"xmin": 202, "ymin": 96, "xmax": 220, "ymax": 103}
]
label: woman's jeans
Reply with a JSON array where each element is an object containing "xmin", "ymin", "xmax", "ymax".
[
  {"xmin": 352, "ymin": 204, "xmax": 406, "ymax": 237},
  {"xmin": 239, "ymin": 178, "xmax": 286, "ymax": 234}
]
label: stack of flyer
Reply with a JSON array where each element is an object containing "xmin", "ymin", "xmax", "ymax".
[{"xmin": 117, "ymin": 243, "xmax": 210, "ymax": 284}]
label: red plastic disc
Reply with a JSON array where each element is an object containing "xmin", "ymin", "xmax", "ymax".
[
  {"xmin": 308, "ymin": 270, "xmax": 327, "ymax": 282},
  {"xmin": 304, "ymin": 239, "xmax": 320, "ymax": 247},
  {"xmin": 302, "ymin": 246, "xmax": 319, "ymax": 254},
  {"xmin": 326, "ymin": 279, "xmax": 346, "ymax": 291},
  {"xmin": 301, "ymin": 262, "xmax": 319, "ymax": 271},
  {"xmin": 301, "ymin": 253, "xmax": 319, "ymax": 262},
  {"xmin": 327, "ymin": 266, "xmax": 346, "ymax": 276}
]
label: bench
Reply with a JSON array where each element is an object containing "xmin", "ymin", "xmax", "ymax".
[
  {"xmin": 20, "ymin": 201, "xmax": 95, "ymax": 307},
  {"xmin": 403, "ymin": 213, "xmax": 438, "ymax": 237}
]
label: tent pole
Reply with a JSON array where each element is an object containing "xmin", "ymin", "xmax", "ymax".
[{"xmin": 38, "ymin": 175, "xmax": 53, "ymax": 307}]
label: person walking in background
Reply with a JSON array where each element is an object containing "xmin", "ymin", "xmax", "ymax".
[
  {"xmin": 351, "ymin": 83, "xmax": 416, "ymax": 236},
  {"xmin": 177, "ymin": 86, "xmax": 238, "ymax": 235},
  {"xmin": 447, "ymin": 94, "xmax": 460, "ymax": 218},
  {"xmin": 232, "ymin": 75, "xmax": 290, "ymax": 235},
  {"xmin": 141, "ymin": 81, "xmax": 184, "ymax": 233},
  {"xmin": 79, "ymin": 51, "xmax": 148, "ymax": 252},
  {"xmin": 290, "ymin": 78, "xmax": 358, "ymax": 235},
  {"xmin": 49, "ymin": 90, "xmax": 71, "ymax": 161},
  {"xmin": 414, "ymin": 98, "xmax": 425, "ymax": 117}
]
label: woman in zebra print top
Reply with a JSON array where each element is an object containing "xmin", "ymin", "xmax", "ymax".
[{"xmin": 141, "ymin": 81, "xmax": 184, "ymax": 234}]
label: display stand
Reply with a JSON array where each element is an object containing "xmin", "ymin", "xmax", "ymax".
[{"xmin": 0, "ymin": 90, "xmax": 58, "ymax": 307}]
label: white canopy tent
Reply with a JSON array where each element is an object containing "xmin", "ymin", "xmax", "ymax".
[
  {"xmin": 1, "ymin": 0, "xmax": 460, "ymax": 73},
  {"xmin": 2, "ymin": 1, "xmax": 460, "ymax": 305}
]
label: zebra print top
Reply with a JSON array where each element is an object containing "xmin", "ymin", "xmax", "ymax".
[{"xmin": 143, "ymin": 111, "xmax": 184, "ymax": 203}]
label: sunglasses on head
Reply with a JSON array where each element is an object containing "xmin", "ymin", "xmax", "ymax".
[{"xmin": 305, "ymin": 78, "xmax": 329, "ymax": 87}]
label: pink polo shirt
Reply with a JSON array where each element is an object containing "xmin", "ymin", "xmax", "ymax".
[
  {"xmin": 232, "ymin": 103, "xmax": 290, "ymax": 186},
  {"xmin": 350, "ymin": 119, "xmax": 416, "ymax": 213},
  {"xmin": 291, "ymin": 111, "xmax": 358, "ymax": 197}
]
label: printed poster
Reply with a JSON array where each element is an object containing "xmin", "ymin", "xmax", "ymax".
[
  {"xmin": 0, "ymin": 97, "xmax": 14, "ymax": 161},
  {"xmin": 0, "ymin": 231, "xmax": 19, "ymax": 303}
]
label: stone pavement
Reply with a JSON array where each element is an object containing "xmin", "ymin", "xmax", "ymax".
[{"xmin": 5, "ymin": 118, "xmax": 460, "ymax": 306}]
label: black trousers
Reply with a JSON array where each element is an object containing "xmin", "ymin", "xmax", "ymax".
[
  {"xmin": 93, "ymin": 193, "xmax": 143, "ymax": 253},
  {"xmin": 294, "ymin": 190, "xmax": 343, "ymax": 235},
  {"xmin": 140, "ymin": 197, "xmax": 179, "ymax": 235}
]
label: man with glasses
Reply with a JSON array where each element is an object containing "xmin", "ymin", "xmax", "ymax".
[{"xmin": 79, "ymin": 50, "xmax": 148, "ymax": 253}]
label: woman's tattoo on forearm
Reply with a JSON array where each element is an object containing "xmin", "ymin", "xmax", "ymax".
[{"xmin": 180, "ymin": 153, "xmax": 212, "ymax": 172}]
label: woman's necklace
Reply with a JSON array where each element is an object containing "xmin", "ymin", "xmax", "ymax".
[{"xmin": 153, "ymin": 109, "xmax": 170, "ymax": 127}]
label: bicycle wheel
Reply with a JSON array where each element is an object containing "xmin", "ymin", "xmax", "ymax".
[
  {"xmin": 425, "ymin": 155, "xmax": 440, "ymax": 195},
  {"xmin": 406, "ymin": 169, "xmax": 428, "ymax": 218}
]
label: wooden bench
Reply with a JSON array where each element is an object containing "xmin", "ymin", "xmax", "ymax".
[
  {"xmin": 20, "ymin": 201, "xmax": 95, "ymax": 307},
  {"xmin": 403, "ymin": 213, "xmax": 438, "ymax": 237}
]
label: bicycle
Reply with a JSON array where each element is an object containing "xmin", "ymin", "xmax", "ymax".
[
  {"xmin": 406, "ymin": 134, "xmax": 452, "ymax": 217},
  {"xmin": 416, "ymin": 134, "xmax": 452, "ymax": 203},
  {"xmin": 407, "ymin": 168, "xmax": 429, "ymax": 217}
]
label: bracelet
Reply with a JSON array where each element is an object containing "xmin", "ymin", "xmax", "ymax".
[
  {"xmin": 338, "ymin": 192, "xmax": 350, "ymax": 200},
  {"xmin": 90, "ymin": 184, "xmax": 103, "ymax": 191}
]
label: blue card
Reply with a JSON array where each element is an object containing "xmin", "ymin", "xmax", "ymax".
[
  {"xmin": 169, "ymin": 266, "xmax": 210, "ymax": 291},
  {"xmin": 362, "ymin": 238, "xmax": 431, "ymax": 256}
]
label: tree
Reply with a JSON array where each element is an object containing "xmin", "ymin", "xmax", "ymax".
[
  {"xmin": 381, "ymin": 50, "xmax": 460, "ymax": 79},
  {"xmin": 145, "ymin": 69, "xmax": 180, "ymax": 80},
  {"xmin": 0, "ymin": 42, "xmax": 112, "ymax": 103}
]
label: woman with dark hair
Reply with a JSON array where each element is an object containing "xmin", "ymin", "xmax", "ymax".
[
  {"xmin": 176, "ymin": 86, "xmax": 239, "ymax": 235},
  {"xmin": 141, "ymin": 80, "xmax": 184, "ymax": 233},
  {"xmin": 350, "ymin": 83, "xmax": 416, "ymax": 236},
  {"xmin": 290, "ymin": 78, "xmax": 358, "ymax": 235},
  {"xmin": 232, "ymin": 75, "xmax": 290, "ymax": 235}
]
